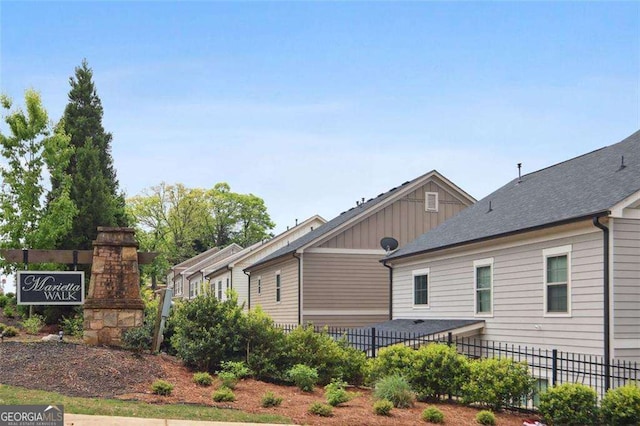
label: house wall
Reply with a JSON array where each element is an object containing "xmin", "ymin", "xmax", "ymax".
[
  {"xmin": 392, "ymin": 223, "xmax": 607, "ymax": 356},
  {"xmin": 319, "ymin": 178, "xmax": 471, "ymax": 249},
  {"xmin": 249, "ymin": 257, "xmax": 299, "ymax": 324},
  {"xmin": 302, "ymin": 251, "xmax": 389, "ymax": 326},
  {"xmin": 612, "ymin": 217, "xmax": 640, "ymax": 361}
]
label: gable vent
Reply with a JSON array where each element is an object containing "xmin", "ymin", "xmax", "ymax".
[{"xmin": 425, "ymin": 192, "xmax": 439, "ymax": 212}]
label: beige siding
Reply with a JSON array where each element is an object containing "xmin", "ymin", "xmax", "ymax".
[
  {"xmin": 320, "ymin": 178, "xmax": 471, "ymax": 249},
  {"xmin": 249, "ymin": 258, "xmax": 299, "ymax": 324},
  {"xmin": 302, "ymin": 252, "xmax": 389, "ymax": 326},
  {"xmin": 304, "ymin": 315, "xmax": 387, "ymax": 328},
  {"xmin": 613, "ymin": 218, "xmax": 640, "ymax": 361},
  {"xmin": 392, "ymin": 226, "xmax": 607, "ymax": 355}
]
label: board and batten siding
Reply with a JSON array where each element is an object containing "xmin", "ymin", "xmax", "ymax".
[
  {"xmin": 302, "ymin": 252, "xmax": 388, "ymax": 326},
  {"xmin": 249, "ymin": 258, "xmax": 299, "ymax": 324},
  {"xmin": 319, "ymin": 179, "xmax": 471, "ymax": 250},
  {"xmin": 392, "ymin": 227, "xmax": 606, "ymax": 356},
  {"xmin": 613, "ymin": 218, "xmax": 640, "ymax": 361}
]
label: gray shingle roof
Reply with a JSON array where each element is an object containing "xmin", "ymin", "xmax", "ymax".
[{"xmin": 387, "ymin": 130, "xmax": 640, "ymax": 260}]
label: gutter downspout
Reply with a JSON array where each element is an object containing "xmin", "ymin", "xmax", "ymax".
[
  {"xmin": 593, "ymin": 216, "xmax": 611, "ymax": 391},
  {"xmin": 293, "ymin": 252, "xmax": 302, "ymax": 325},
  {"xmin": 228, "ymin": 266, "xmax": 233, "ymax": 290},
  {"xmin": 244, "ymin": 270, "xmax": 251, "ymax": 310},
  {"xmin": 383, "ymin": 261, "xmax": 393, "ymax": 320}
]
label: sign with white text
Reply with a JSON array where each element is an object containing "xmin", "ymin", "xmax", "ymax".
[{"xmin": 17, "ymin": 271, "xmax": 84, "ymax": 305}]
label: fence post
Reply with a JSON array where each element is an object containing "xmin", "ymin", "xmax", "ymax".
[
  {"xmin": 371, "ymin": 327, "xmax": 376, "ymax": 358},
  {"xmin": 447, "ymin": 332, "xmax": 453, "ymax": 346},
  {"xmin": 552, "ymin": 349, "xmax": 558, "ymax": 386}
]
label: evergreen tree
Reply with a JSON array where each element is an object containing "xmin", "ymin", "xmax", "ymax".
[{"xmin": 56, "ymin": 59, "xmax": 127, "ymax": 249}]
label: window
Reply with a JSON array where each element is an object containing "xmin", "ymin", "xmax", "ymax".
[
  {"xmin": 413, "ymin": 268, "xmax": 429, "ymax": 306},
  {"xmin": 474, "ymin": 258, "xmax": 493, "ymax": 315},
  {"xmin": 189, "ymin": 281, "xmax": 196, "ymax": 299},
  {"xmin": 543, "ymin": 245, "xmax": 571, "ymax": 315},
  {"xmin": 425, "ymin": 192, "xmax": 439, "ymax": 212},
  {"xmin": 275, "ymin": 271, "xmax": 281, "ymax": 303},
  {"xmin": 257, "ymin": 276, "xmax": 262, "ymax": 295},
  {"xmin": 218, "ymin": 280, "xmax": 223, "ymax": 300},
  {"xmin": 226, "ymin": 277, "xmax": 230, "ymax": 290}
]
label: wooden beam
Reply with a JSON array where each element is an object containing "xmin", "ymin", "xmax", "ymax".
[{"xmin": 0, "ymin": 249, "xmax": 158, "ymax": 265}]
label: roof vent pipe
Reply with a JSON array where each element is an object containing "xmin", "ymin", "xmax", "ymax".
[
  {"xmin": 517, "ymin": 163, "xmax": 522, "ymax": 183},
  {"xmin": 295, "ymin": 218, "xmax": 298, "ymax": 226},
  {"xmin": 619, "ymin": 155, "xmax": 626, "ymax": 171},
  {"xmin": 487, "ymin": 201, "xmax": 493, "ymax": 213},
  {"xmin": 361, "ymin": 197, "xmax": 365, "ymax": 207}
]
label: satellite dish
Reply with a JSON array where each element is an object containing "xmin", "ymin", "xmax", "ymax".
[{"xmin": 380, "ymin": 237, "xmax": 399, "ymax": 252}]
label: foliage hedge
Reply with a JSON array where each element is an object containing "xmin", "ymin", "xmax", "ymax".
[
  {"xmin": 600, "ymin": 383, "xmax": 640, "ymax": 425},
  {"xmin": 538, "ymin": 383, "xmax": 599, "ymax": 426}
]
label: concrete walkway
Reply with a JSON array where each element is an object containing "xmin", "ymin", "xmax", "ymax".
[{"xmin": 65, "ymin": 414, "xmax": 296, "ymax": 426}]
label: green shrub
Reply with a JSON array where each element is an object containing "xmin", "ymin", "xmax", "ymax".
[
  {"xmin": 462, "ymin": 357, "xmax": 535, "ymax": 410},
  {"xmin": 372, "ymin": 399, "xmax": 393, "ymax": 416},
  {"xmin": 285, "ymin": 325, "xmax": 366, "ymax": 385},
  {"xmin": 219, "ymin": 360, "xmax": 251, "ymax": 379},
  {"xmin": 20, "ymin": 314, "xmax": 44, "ymax": 335},
  {"xmin": 0, "ymin": 294, "xmax": 8, "ymax": 308},
  {"xmin": 212, "ymin": 386, "xmax": 236, "ymax": 402},
  {"xmin": 60, "ymin": 312, "xmax": 84, "ymax": 338},
  {"xmin": 286, "ymin": 364, "xmax": 318, "ymax": 392},
  {"xmin": 243, "ymin": 307, "xmax": 289, "ymax": 381},
  {"xmin": 475, "ymin": 410, "xmax": 496, "ymax": 425},
  {"xmin": 3, "ymin": 305, "xmax": 16, "ymax": 318},
  {"xmin": 0, "ymin": 324, "xmax": 18, "ymax": 337},
  {"xmin": 422, "ymin": 406, "xmax": 445, "ymax": 423},
  {"xmin": 324, "ymin": 379, "xmax": 356, "ymax": 406},
  {"xmin": 261, "ymin": 391, "xmax": 284, "ymax": 408},
  {"xmin": 122, "ymin": 324, "xmax": 153, "ymax": 353},
  {"xmin": 169, "ymin": 291, "xmax": 247, "ymax": 372},
  {"xmin": 308, "ymin": 402, "xmax": 333, "ymax": 417},
  {"xmin": 373, "ymin": 374, "xmax": 416, "ymax": 408},
  {"xmin": 411, "ymin": 343, "xmax": 470, "ymax": 400},
  {"xmin": 600, "ymin": 383, "xmax": 640, "ymax": 425},
  {"xmin": 218, "ymin": 371, "xmax": 238, "ymax": 389},
  {"xmin": 367, "ymin": 344, "xmax": 416, "ymax": 384},
  {"xmin": 192, "ymin": 372, "xmax": 213, "ymax": 386},
  {"xmin": 538, "ymin": 383, "xmax": 599, "ymax": 426},
  {"xmin": 151, "ymin": 380, "xmax": 174, "ymax": 396}
]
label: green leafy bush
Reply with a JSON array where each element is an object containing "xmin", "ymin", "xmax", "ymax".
[
  {"xmin": 0, "ymin": 294, "xmax": 8, "ymax": 308},
  {"xmin": 421, "ymin": 406, "xmax": 445, "ymax": 423},
  {"xmin": 411, "ymin": 343, "xmax": 470, "ymax": 400},
  {"xmin": 600, "ymin": 383, "xmax": 640, "ymax": 425},
  {"xmin": 324, "ymin": 379, "xmax": 355, "ymax": 406},
  {"xmin": 261, "ymin": 391, "xmax": 284, "ymax": 408},
  {"xmin": 243, "ymin": 307, "xmax": 289, "ymax": 381},
  {"xmin": 219, "ymin": 360, "xmax": 251, "ymax": 379},
  {"xmin": 308, "ymin": 402, "xmax": 333, "ymax": 417},
  {"xmin": 60, "ymin": 311, "xmax": 84, "ymax": 338},
  {"xmin": 475, "ymin": 410, "xmax": 496, "ymax": 425},
  {"xmin": 287, "ymin": 364, "xmax": 318, "ymax": 392},
  {"xmin": 3, "ymin": 305, "xmax": 16, "ymax": 319},
  {"xmin": 122, "ymin": 324, "xmax": 153, "ymax": 353},
  {"xmin": 367, "ymin": 344, "xmax": 416, "ymax": 384},
  {"xmin": 461, "ymin": 357, "xmax": 535, "ymax": 410},
  {"xmin": 0, "ymin": 324, "xmax": 18, "ymax": 337},
  {"xmin": 538, "ymin": 383, "xmax": 599, "ymax": 426},
  {"xmin": 192, "ymin": 372, "xmax": 213, "ymax": 386},
  {"xmin": 20, "ymin": 314, "xmax": 44, "ymax": 335},
  {"xmin": 372, "ymin": 399, "xmax": 393, "ymax": 416},
  {"xmin": 212, "ymin": 386, "xmax": 236, "ymax": 402},
  {"xmin": 373, "ymin": 374, "xmax": 416, "ymax": 408},
  {"xmin": 218, "ymin": 371, "xmax": 238, "ymax": 390},
  {"xmin": 170, "ymin": 292, "xmax": 247, "ymax": 372},
  {"xmin": 285, "ymin": 325, "xmax": 366, "ymax": 385},
  {"xmin": 151, "ymin": 380, "xmax": 174, "ymax": 396}
]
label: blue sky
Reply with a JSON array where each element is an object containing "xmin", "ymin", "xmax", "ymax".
[{"xmin": 0, "ymin": 2, "xmax": 638, "ymax": 291}]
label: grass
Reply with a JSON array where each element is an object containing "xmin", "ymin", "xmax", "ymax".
[{"xmin": 0, "ymin": 385, "xmax": 292, "ymax": 424}]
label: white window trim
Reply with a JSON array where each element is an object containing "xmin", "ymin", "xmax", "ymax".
[
  {"xmin": 473, "ymin": 258, "xmax": 494, "ymax": 318},
  {"xmin": 425, "ymin": 192, "xmax": 439, "ymax": 212},
  {"xmin": 543, "ymin": 245, "xmax": 572, "ymax": 317},
  {"xmin": 412, "ymin": 267, "xmax": 430, "ymax": 308},
  {"xmin": 218, "ymin": 280, "xmax": 223, "ymax": 300},
  {"xmin": 257, "ymin": 275, "xmax": 262, "ymax": 296},
  {"xmin": 275, "ymin": 270, "xmax": 281, "ymax": 304}
]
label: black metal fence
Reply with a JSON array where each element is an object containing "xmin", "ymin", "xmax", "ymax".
[{"xmin": 276, "ymin": 323, "xmax": 639, "ymax": 410}]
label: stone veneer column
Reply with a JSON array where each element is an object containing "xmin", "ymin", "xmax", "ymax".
[{"xmin": 83, "ymin": 227, "xmax": 144, "ymax": 346}]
